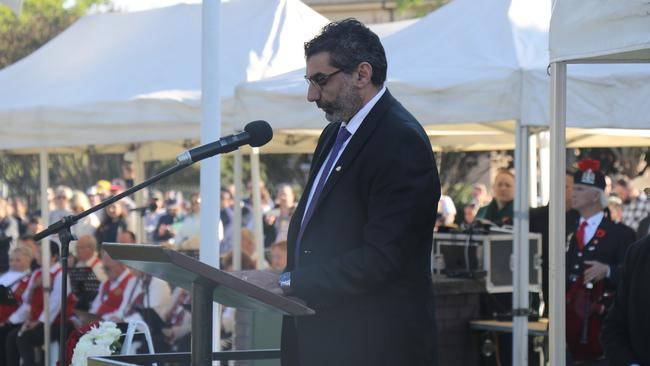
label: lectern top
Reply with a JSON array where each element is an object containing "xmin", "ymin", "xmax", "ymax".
[{"xmin": 102, "ymin": 243, "xmax": 314, "ymax": 316}]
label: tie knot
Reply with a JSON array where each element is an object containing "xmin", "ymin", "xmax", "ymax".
[
  {"xmin": 336, "ymin": 126, "xmax": 351, "ymax": 142},
  {"xmin": 580, "ymin": 220, "xmax": 588, "ymax": 229}
]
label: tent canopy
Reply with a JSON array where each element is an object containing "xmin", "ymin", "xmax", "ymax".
[
  {"xmin": 549, "ymin": 0, "xmax": 650, "ymax": 63},
  {"xmin": 0, "ymin": 0, "xmax": 328, "ymax": 152},
  {"xmin": 233, "ymin": 0, "xmax": 650, "ymax": 140}
]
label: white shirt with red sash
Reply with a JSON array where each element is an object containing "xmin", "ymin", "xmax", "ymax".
[
  {"xmin": 90, "ymin": 269, "xmax": 136, "ymax": 321},
  {"xmin": 75, "ymin": 252, "xmax": 108, "ymax": 282}
]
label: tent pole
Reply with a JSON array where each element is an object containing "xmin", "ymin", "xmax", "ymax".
[
  {"xmin": 39, "ymin": 150, "xmax": 51, "ymax": 366},
  {"xmin": 250, "ymin": 147, "xmax": 265, "ymax": 269},
  {"xmin": 549, "ymin": 61, "xmax": 567, "ymax": 366},
  {"xmin": 233, "ymin": 150, "xmax": 243, "ymax": 271},
  {"xmin": 513, "ymin": 121, "xmax": 530, "ymax": 366},
  {"xmin": 200, "ymin": 0, "xmax": 221, "ymax": 354}
]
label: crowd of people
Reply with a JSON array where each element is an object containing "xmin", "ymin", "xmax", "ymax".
[
  {"xmin": 0, "ymin": 165, "xmax": 293, "ymax": 365},
  {"xmin": 0, "ymin": 158, "xmax": 649, "ymax": 365}
]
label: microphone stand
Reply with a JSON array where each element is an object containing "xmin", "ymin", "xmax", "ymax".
[{"xmin": 34, "ymin": 162, "xmax": 191, "ymax": 366}]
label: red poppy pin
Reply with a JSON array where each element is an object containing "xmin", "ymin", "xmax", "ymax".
[{"xmin": 595, "ymin": 228, "xmax": 606, "ymax": 238}]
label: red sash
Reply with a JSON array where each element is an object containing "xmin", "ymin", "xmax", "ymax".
[
  {"xmin": 95, "ymin": 272, "xmax": 134, "ymax": 317},
  {"xmin": 0, "ymin": 274, "xmax": 30, "ymax": 322},
  {"xmin": 168, "ymin": 290, "xmax": 190, "ymax": 326},
  {"xmin": 88, "ymin": 256, "xmax": 101, "ymax": 269},
  {"xmin": 29, "ymin": 267, "xmax": 77, "ymax": 322}
]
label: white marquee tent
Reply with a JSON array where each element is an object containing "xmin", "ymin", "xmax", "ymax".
[
  {"xmin": 548, "ymin": 1, "xmax": 650, "ymax": 365},
  {"xmin": 0, "ymin": 0, "xmax": 328, "ymax": 153}
]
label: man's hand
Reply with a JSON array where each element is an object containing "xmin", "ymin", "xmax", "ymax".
[
  {"xmin": 231, "ymin": 269, "xmax": 283, "ymax": 295},
  {"xmin": 583, "ymin": 260, "xmax": 609, "ymax": 283}
]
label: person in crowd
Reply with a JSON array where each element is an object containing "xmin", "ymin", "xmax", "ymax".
[
  {"xmin": 6, "ymin": 241, "xmax": 74, "ymax": 366},
  {"xmin": 607, "ymin": 195, "xmax": 624, "ymax": 223},
  {"xmin": 71, "ymin": 235, "xmax": 107, "ymax": 311},
  {"xmin": 604, "ymin": 175, "xmax": 613, "ymax": 196},
  {"xmin": 121, "ymin": 161, "xmax": 136, "ymax": 189},
  {"xmin": 114, "ymin": 232, "xmax": 172, "ymax": 353},
  {"xmin": 0, "ymin": 246, "xmax": 32, "ymax": 362},
  {"xmin": 435, "ymin": 194, "xmax": 457, "ymax": 230},
  {"xmin": 263, "ymin": 184, "xmax": 297, "ymax": 247},
  {"xmin": 17, "ymin": 235, "xmax": 39, "ymax": 271},
  {"xmin": 25, "ymin": 216, "xmax": 43, "ymax": 238},
  {"xmin": 241, "ymin": 228, "xmax": 267, "ymax": 268},
  {"xmin": 175, "ymin": 193, "xmax": 201, "ymax": 249},
  {"xmin": 0, "ymin": 197, "xmax": 19, "ymax": 248},
  {"xmin": 10, "ymin": 198, "xmax": 28, "ymax": 236},
  {"xmin": 471, "ymin": 183, "xmax": 492, "ymax": 207},
  {"xmin": 530, "ymin": 171, "xmax": 580, "ymax": 308},
  {"xmin": 153, "ymin": 199, "xmax": 183, "ymax": 246},
  {"xmin": 613, "ymin": 176, "xmax": 650, "ymax": 231},
  {"xmin": 602, "ymin": 234, "xmax": 650, "ymax": 365},
  {"xmin": 161, "ymin": 286, "xmax": 191, "ymax": 352},
  {"xmin": 144, "ymin": 190, "xmax": 166, "ymax": 243},
  {"xmin": 565, "ymin": 159, "xmax": 636, "ymax": 365},
  {"xmin": 460, "ymin": 202, "xmax": 479, "ymax": 230},
  {"xmin": 476, "ymin": 168, "xmax": 515, "ymax": 226},
  {"xmin": 87, "ymin": 250, "xmax": 136, "ymax": 322},
  {"xmin": 49, "ymin": 185, "xmax": 73, "ymax": 224},
  {"xmin": 95, "ymin": 202, "xmax": 129, "ymax": 250},
  {"xmin": 220, "ymin": 189, "xmax": 235, "ymax": 254},
  {"xmin": 270, "ymin": 240, "xmax": 288, "ymax": 273},
  {"xmin": 636, "ymin": 212, "xmax": 650, "ymax": 238},
  {"xmin": 70, "ymin": 190, "xmax": 100, "ymax": 238}
]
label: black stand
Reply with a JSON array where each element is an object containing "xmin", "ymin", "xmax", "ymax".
[{"xmin": 34, "ymin": 162, "xmax": 190, "ymax": 366}]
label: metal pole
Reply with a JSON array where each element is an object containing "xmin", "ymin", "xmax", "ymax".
[
  {"xmin": 549, "ymin": 61, "xmax": 567, "ymax": 366},
  {"xmin": 201, "ymin": 0, "xmax": 221, "ymax": 353},
  {"xmin": 250, "ymin": 147, "xmax": 265, "ymax": 269},
  {"xmin": 513, "ymin": 121, "xmax": 530, "ymax": 366},
  {"xmin": 40, "ymin": 150, "xmax": 51, "ymax": 366},
  {"xmin": 233, "ymin": 150, "xmax": 243, "ymax": 271},
  {"xmin": 134, "ymin": 148, "xmax": 146, "ymax": 242}
]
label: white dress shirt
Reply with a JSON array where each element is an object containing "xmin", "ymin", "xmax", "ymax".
[
  {"xmin": 578, "ymin": 211, "xmax": 605, "ymax": 246},
  {"xmin": 303, "ymin": 86, "xmax": 387, "ymax": 223},
  {"xmin": 90, "ymin": 269, "xmax": 137, "ymax": 321}
]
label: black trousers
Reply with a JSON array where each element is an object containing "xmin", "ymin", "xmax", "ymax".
[
  {"xmin": 1, "ymin": 323, "xmax": 21, "ymax": 366},
  {"xmin": 6, "ymin": 322, "xmax": 60, "ymax": 366}
]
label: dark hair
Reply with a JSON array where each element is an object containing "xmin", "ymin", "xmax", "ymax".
[{"xmin": 305, "ymin": 18, "xmax": 387, "ymax": 87}]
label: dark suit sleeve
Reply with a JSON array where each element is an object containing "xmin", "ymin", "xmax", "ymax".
[
  {"xmin": 291, "ymin": 126, "xmax": 440, "ymax": 305},
  {"xmin": 602, "ymin": 242, "xmax": 640, "ymax": 365},
  {"xmin": 609, "ymin": 225, "xmax": 636, "ymax": 287}
]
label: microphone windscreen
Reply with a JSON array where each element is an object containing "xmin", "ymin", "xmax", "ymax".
[{"xmin": 245, "ymin": 120, "xmax": 273, "ymax": 147}]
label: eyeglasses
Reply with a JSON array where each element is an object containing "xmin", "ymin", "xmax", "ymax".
[{"xmin": 304, "ymin": 69, "xmax": 342, "ymax": 90}]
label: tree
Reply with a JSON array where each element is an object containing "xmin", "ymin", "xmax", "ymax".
[{"xmin": 0, "ymin": 0, "xmax": 109, "ymax": 69}]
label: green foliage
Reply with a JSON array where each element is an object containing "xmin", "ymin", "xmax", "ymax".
[
  {"xmin": 395, "ymin": 0, "xmax": 448, "ymax": 17},
  {"xmin": 0, "ymin": 0, "xmax": 108, "ymax": 69}
]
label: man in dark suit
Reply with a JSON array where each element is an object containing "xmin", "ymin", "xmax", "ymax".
[
  {"xmin": 602, "ymin": 234, "xmax": 650, "ymax": 365},
  {"xmin": 565, "ymin": 160, "xmax": 636, "ymax": 365},
  {"xmin": 278, "ymin": 19, "xmax": 441, "ymax": 366}
]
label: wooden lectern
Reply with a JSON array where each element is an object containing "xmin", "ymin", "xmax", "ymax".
[{"xmin": 89, "ymin": 244, "xmax": 314, "ymax": 366}]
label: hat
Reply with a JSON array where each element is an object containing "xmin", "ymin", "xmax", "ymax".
[
  {"xmin": 573, "ymin": 159, "xmax": 606, "ymax": 190},
  {"xmin": 96, "ymin": 180, "xmax": 111, "ymax": 194}
]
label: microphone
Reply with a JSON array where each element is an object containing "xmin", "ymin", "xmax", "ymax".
[{"xmin": 176, "ymin": 120, "xmax": 273, "ymax": 165}]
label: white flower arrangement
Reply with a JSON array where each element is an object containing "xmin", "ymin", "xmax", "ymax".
[{"xmin": 71, "ymin": 321, "xmax": 122, "ymax": 366}]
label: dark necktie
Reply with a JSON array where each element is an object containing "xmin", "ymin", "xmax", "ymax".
[
  {"xmin": 576, "ymin": 220, "xmax": 588, "ymax": 250},
  {"xmin": 295, "ymin": 126, "xmax": 352, "ymax": 264}
]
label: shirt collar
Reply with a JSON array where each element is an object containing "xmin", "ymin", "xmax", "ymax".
[
  {"xmin": 112, "ymin": 268, "xmax": 131, "ymax": 284},
  {"xmin": 342, "ymin": 85, "xmax": 387, "ymax": 135},
  {"xmin": 579, "ymin": 211, "xmax": 604, "ymax": 227}
]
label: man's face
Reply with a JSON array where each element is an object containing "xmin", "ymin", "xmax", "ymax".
[
  {"xmin": 571, "ymin": 184, "xmax": 598, "ymax": 211},
  {"xmin": 271, "ymin": 247, "xmax": 287, "ymax": 271},
  {"xmin": 613, "ymin": 185, "xmax": 630, "ymax": 202},
  {"xmin": 277, "ymin": 186, "xmax": 294, "ymax": 208},
  {"xmin": 76, "ymin": 238, "xmax": 94, "ymax": 262},
  {"xmin": 306, "ymin": 52, "xmax": 362, "ymax": 123},
  {"xmin": 493, "ymin": 173, "xmax": 514, "ymax": 204}
]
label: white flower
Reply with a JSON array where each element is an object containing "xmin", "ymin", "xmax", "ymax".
[{"xmin": 71, "ymin": 321, "xmax": 123, "ymax": 366}]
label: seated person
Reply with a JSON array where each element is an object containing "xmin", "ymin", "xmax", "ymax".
[
  {"xmin": 71, "ymin": 235, "xmax": 107, "ymax": 311},
  {"xmin": 161, "ymin": 287, "xmax": 192, "ymax": 352},
  {"xmin": 0, "ymin": 246, "xmax": 32, "ymax": 357},
  {"xmin": 270, "ymin": 240, "xmax": 287, "ymax": 273},
  {"xmin": 86, "ymin": 251, "xmax": 136, "ymax": 322},
  {"xmin": 476, "ymin": 168, "xmax": 515, "ymax": 226},
  {"xmin": 116, "ymin": 270, "xmax": 172, "ymax": 353},
  {"xmin": 6, "ymin": 241, "xmax": 74, "ymax": 366}
]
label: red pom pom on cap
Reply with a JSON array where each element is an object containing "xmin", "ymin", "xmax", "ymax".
[{"xmin": 577, "ymin": 159, "xmax": 600, "ymax": 172}]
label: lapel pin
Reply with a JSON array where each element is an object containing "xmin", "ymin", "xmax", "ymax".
[
  {"xmin": 588, "ymin": 246, "xmax": 595, "ymax": 251},
  {"xmin": 335, "ymin": 166, "xmax": 341, "ymax": 172}
]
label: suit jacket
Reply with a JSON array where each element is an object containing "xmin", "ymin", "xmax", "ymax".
[
  {"xmin": 281, "ymin": 90, "xmax": 441, "ymax": 366},
  {"xmin": 602, "ymin": 235, "xmax": 650, "ymax": 366},
  {"xmin": 566, "ymin": 217, "xmax": 636, "ymax": 291},
  {"xmin": 636, "ymin": 215, "xmax": 650, "ymax": 239}
]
